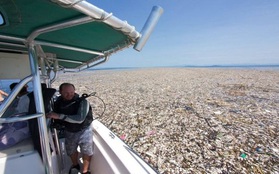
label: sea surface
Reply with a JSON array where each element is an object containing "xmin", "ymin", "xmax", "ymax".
[
  {"xmin": 1, "ymin": 65, "xmax": 278, "ymax": 94},
  {"xmin": 52, "ymin": 67, "xmax": 279, "ymax": 173}
]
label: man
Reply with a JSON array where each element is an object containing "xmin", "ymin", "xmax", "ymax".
[
  {"xmin": 47, "ymin": 83, "xmax": 93, "ymax": 174},
  {"xmin": 0, "ymin": 83, "xmax": 30, "ymax": 150},
  {"xmin": 9, "ymin": 83, "xmax": 29, "ymax": 114}
]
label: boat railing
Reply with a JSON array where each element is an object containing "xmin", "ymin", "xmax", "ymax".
[
  {"xmin": 0, "ymin": 113, "xmax": 43, "ymax": 124},
  {"xmin": 0, "ymin": 75, "xmax": 33, "ymax": 118},
  {"xmin": 0, "ymin": 70, "xmax": 54, "ymax": 173}
]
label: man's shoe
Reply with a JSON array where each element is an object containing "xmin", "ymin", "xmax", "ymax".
[
  {"xmin": 69, "ymin": 164, "xmax": 80, "ymax": 174},
  {"xmin": 81, "ymin": 171, "xmax": 91, "ymax": 174}
]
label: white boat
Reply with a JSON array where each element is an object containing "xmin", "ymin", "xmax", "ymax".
[{"xmin": 0, "ymin": 0, "xmax": 163, "ymax": 173}]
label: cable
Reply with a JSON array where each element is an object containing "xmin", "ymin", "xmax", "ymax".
[{"xmin": 92, "ymin": 95, "xmax": 106, "ymax": 120}]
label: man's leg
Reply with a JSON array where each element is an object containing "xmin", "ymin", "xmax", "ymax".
[
  {"xmin": 70, "ymin": 151, "xmax": 79, "ymax": 166},
  {"xmin": 82, "ymin": 154, "xmax": 92, "ymax": 173},
  {"xmin": 65, "ymin": 131, "xmax": 80, "ymax": 173},
  {"xmin": 80, "ymin": 127, "xmax": 94, "ymax": 173}
]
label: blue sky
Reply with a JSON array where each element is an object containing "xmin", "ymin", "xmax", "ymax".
[
  {"xmin": 90, "ymin": 0, "xmax": 279, "ymax": 68},
  {"xmin": 1, "ymin": 1, "xmax": 277, "ymax": 68}
]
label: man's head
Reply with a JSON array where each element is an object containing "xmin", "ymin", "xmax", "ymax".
[
  {"xmin": 10, "ymin": 82, "xmax": 28, "ymax": 96},
  {"xmin": 9, "ymin": 83, "xmax": 18, "ymax": 91},
  {"xmin": 59, "ymin": 83, "xmax": 75, "ymax": 101}
]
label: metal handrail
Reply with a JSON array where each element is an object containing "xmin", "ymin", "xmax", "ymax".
[
  {"xmin": 0, "ymin": 75, "xmax": 33, "ymax": 117},
  {"xmin": 0, "ymin": 113, "xmax": 43, "ymax": 124}
]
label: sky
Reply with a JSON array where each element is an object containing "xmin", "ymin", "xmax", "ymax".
[
  {"xmin": 89, "ymin": 0, "xmax": 279, "ymax": 68},
  {"xmin": 1, "ymin": 1, "xmax": 278, "ymax": 68}
]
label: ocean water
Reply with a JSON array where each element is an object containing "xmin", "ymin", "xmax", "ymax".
[{"xmin": 1, "ymin": 65, "xmax": 278, "ymax": 92}]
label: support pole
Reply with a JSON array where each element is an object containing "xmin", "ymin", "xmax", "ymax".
[
  {"xmin": 134, "ymin": 6, "xmax": 164, "ymax": 51},
  {"xmin": 28, "ymin": 43, "xmax": 54, "ymax": 174}
]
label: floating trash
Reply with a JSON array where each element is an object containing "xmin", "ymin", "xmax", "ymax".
[
  {"xmin": 53, "ymin": 68, "xmax": 279, "ymax": 174},
  {"xmin": 255, "ymin": 147, "xmax": 263, "ymax": 153},
  {"xmin": 240, "ymin": 153, "xmax": 247, "ymax": 159},
  {"xmin": 120, "ymin": 134, "xmax": 126, "ymax": 140},
  {"xmin": 213, "ymin": 111, "xmax": 222, "ymax": 115},
  {"xmin": 146, "ymin": 130, "xmax": 156, "ymax": 136}
]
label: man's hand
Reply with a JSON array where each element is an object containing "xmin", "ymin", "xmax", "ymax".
[{"xmin": 46, "ymin": 112, "xmax": 60, "ymax": 119}]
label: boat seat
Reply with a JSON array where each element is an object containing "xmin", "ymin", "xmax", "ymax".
[
  {"xmin": 0, "ymin": 137, "xmax": 34, "ymax": 158},
  {"xmin": 28, "ymin": 85, "xmax": 56, "ymax": 157},
  {"xmin": 0, "ymin": 137, "xmax": 44, "ymax": 174}
]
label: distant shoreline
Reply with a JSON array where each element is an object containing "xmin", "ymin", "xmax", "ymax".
[{"xmin": 90, "ymin": 64, "xmax": 279, "ymax": 71}]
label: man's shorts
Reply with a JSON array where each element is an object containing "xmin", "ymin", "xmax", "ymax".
[{"xmin": 65, "ymin": 126, "xmax": 93, "ymax": 156}]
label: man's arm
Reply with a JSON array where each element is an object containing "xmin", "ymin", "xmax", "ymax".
[
  {"xmin": 0, "ymin": 90, "xmax": 8, "ymax": 97},
  {"xmin": 47, "ymin": 100, "xmax": 90, "ymax": 123}
]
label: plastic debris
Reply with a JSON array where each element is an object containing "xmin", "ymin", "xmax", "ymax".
[
  {"xmin": 53, "ymin": 68, "xmax": 279, "ymax": 174},
  {"xmin": 120, "ymin": 134, "xmax": 126, "ymax": 140},
  {"xmin": 255, "ymin": 147, "xmax": 263, "ymax": 153},
  {"xmin": 240, "ymin": 153, "xmax": 247, "ymax": 159}
]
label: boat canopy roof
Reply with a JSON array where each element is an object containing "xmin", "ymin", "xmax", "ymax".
[{"xmin": 0, "ymin": 0, "xmax": 162, "ymax": 72}]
